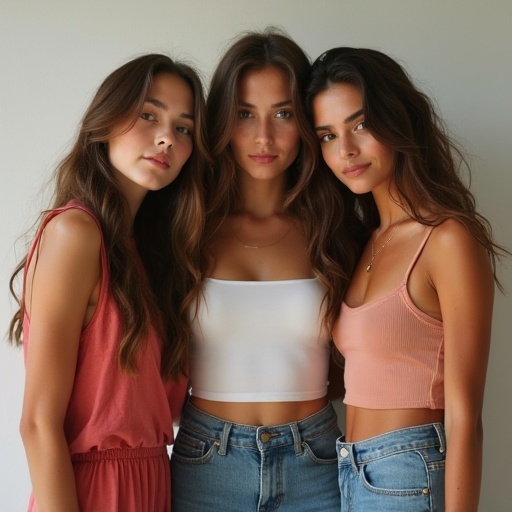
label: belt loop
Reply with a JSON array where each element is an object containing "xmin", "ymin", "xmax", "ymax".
[
  {"xmin": 218, "ymin": 422, "xmax": 232, "ymax": 456},
  {"xmin": 349, "ymin": 444, "xmax": 359, "ymax": 474},
  {"xmin": 433, "ymin": 422, "xmax": 446, "ymax": 453},
  {"xmin": 290, "ymin": 422, "xmax": 303, "ymax": 455},
  {"xmin": 339, "ymin": 441, "xmax": 359, "ymax": 474}
]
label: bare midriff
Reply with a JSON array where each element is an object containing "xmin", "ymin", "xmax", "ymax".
[
  {"xmin": 345, "ymin": 405, "xmax": 444, "ymax": 442},
  {"xmin": 190, "ymin": 396, "xmax": 329, "ymax": 426}
]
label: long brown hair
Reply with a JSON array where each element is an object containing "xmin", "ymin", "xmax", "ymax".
[
  {"xmin": 306, "ymin": 47, "xmax": 507, "ymax": 288},
  {"xmin": 204, "ymin": 29, "xmax": 363, "ymax": 328},
  {"xmin": 9, "ymin": 53, "xmax": 210, "ymax": 379}
]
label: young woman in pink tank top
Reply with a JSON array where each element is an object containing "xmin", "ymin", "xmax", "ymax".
[
  {"xmin": 307, "ymin": 48, "xmax": 506, "ymax": 511},
  {"xmin": 8, "ymin": 54, "xmax": 209, "ymax": 511}
]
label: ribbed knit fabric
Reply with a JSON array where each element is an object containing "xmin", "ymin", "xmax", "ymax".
[{"xmin": 333, "ymin": 228, "xmax": 444, "ymax": 409}]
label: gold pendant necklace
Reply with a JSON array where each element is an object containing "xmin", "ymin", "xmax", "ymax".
[{"xmin": 366, "ymin": 217, "xmax": 407, "ymax": 272}]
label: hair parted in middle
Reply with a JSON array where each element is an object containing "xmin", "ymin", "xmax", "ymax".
[
  {"xmin": 206, "ymin": 27, "xmax": 316, "ymax": 215},
  {"xmin": 10, "ymin": 53, "xmax": 211, "ymax": 379},
  {"xmin": 204, "ymin": 29, "xmax": 364, "ymax": 329}
]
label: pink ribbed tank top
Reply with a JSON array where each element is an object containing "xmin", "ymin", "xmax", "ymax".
[{"xmin": 333, "ymin": 228, "xmax": 444, "ymax": 409}]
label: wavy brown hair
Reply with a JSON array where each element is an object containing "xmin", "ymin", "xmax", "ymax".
[
  {"xmin": 306, "ymin": 47, "xmax": 507, "ymax": 288},
  {"xmin": 9, "ymin": 53, "xmax": 210, "ymax": 379},
  {"xmin": 204, "ymin": 29, "xmax": 363, "ymax": 328}
]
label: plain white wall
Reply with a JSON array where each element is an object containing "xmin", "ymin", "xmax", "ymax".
[{"xmin": 1, "ymin": 1, "xmax": 511, "ymax": 510}]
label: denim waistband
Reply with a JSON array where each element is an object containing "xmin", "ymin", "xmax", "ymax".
[
  {"xmin": 337, "ymin": 423, "xmax": 445, "ymax": 466},
  {"xmin": 180, "ymin": 402, "xmax": 338, "ymax": 455}
]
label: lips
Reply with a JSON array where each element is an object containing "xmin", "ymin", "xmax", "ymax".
[
  {"xmin": 249, "ymin": 154, "xmax": 278, "ymax": 164},
  {"xmin": 343, "ymin": 163, "xmax": 369, "ymax": 177},
  {"xmin": 144, "ymin": 153, "xmax": 170, "ymax": 169}
]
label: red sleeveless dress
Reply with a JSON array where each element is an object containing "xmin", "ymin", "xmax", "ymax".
[{"xmin": 23, "ymin": 203, "xmax": 188, "ymax": 511}]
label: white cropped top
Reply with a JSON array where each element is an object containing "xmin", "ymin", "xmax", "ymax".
[{"xmin": 189, "ymin": 278, "xmax": 330, "ymax": 402}]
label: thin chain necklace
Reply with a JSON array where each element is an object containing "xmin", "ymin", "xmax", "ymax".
[
  {"xmin": 229, "ymin": 222, "xmax": 293, "ymax": 249},
  {"xmin": 366, "ymin": 217, "xmax": 408, "ymax": 272}
]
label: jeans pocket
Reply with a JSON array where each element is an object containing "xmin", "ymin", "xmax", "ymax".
[
  {"xmin": 171, "ymin": 429, "xmax": 217, "ymax": 464},
  {"xmin": 360, "ymin": 450, "xmax": 429, "ymax": 496},
  {"xmin": 302, "ymin": 424, "xmax": 341, "ymax": 464}
]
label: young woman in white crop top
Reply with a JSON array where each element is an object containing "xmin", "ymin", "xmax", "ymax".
[
  {"xmin": 308, "ymin": 48, "xmax": 507, "ymax": 511},
  {"xmin": 170, "ymin": 30, "xmax": 362, "ymax": 512}
]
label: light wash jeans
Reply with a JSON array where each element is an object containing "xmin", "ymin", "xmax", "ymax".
[
  {"xmin": 337, "ymin": 423, "xmax": 446, "ymax": 511},
  {"xmin": 171, "ymin": 402, "xmax": 341, "ymax": 511}
]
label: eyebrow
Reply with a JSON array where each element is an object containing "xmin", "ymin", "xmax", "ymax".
[
  {"xmin": 145, "ymin": 97, "xmax": 194, "ymax": 121},
  {"xmin": 239, "ymin": 99, "xmax": 293, "ymax": 109},
  {"xmin": 314, "ymin": 108, "xmax": 364, "ymax": 132}
]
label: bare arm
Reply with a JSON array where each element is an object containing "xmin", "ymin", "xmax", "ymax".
[
  {"xmin": 428, "ymin": 220, "xmax": 494, "ymax": 511},
  {"xmin": 20, "ymin": 209, "xmax": 101, "ymax": 512}
]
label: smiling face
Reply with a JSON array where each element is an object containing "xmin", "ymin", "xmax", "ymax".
[
  {"xmin": 108, "ymin": 72, "xmax": 195, "ymax": 212},
  {"xmin": 229, "ymin": 66, "xmax": 301, "ymax": 185},
  {"xmin": 312, "ymin": 82, "xmax": 395, "ymax": 196}
]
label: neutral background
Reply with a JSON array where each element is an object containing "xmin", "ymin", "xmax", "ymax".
[{"xmin": 1, "ymin": 1, "xmax": 510, "ymax": 510}]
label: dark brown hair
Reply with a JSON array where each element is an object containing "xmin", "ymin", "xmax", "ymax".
[
  {"xmin": 9, "ymin": 53, "xmax": 210, "ymax": 379},
  {"xmin": 204, "ymin": 29, "xmax": 363, "ymax": 328},
  {"xmin": 306, "ymin": 47, "xmax": 506, "ymax": 287}
]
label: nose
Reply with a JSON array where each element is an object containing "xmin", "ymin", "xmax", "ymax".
[
  {"xmin": 338, "ymin": 135, "xmax": 358, "ymax": 159},
  {"xmin": 255, "ymin": 118, "xmax": 274, "ymax": 146},
  {"xmin": 155, "ymin": 128, "xmax": 174, "ymax": 149}
]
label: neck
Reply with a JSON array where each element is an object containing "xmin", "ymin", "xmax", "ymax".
[
  {"xmin": 237, "ymin": 174, "xmax": 286, "ymax": 218},
  {"xmin": 372, "ymin": 191, "xmax": 409, "ymax": 232}
]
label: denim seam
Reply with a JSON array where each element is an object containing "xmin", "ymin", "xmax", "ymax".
[
  {"xmin": 301, "ymin": 418, "xmax": 339, "ymax": 441},
  {"xmin": 351, "ymin": 440, "xmax": 441, "ymax": 464},
  {"xmin": 359, "ymin": 465, "xmax": 427, "ymax": 497},
  {"xmin": 358, "ymin": 449, "xmax": 431, "ymax": 497}
]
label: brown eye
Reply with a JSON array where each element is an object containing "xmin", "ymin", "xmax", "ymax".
[
  {"xmin": 177, "ymin": 126, "xmax": 192, "ymax": 136},
  {"xmin": 140, "ymin": 112, "xmax": 156, "ymax": 121},
  {"xmin": 319, "ymin": 133, "xmax": 335, "ymax": 143},
  {"xmin": 275, "ymin": 110, "xmax": 292, "ymax": 119}
]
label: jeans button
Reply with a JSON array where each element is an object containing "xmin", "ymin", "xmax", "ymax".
[
  {"xmin": 261, "ymin": 432, "xmax": 271, "ymax": 443},
  {"xmin": 339, "ymin": 447, "xmax": 349, "ymax": 458}
]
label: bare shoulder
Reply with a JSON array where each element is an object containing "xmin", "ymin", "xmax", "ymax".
[
  {"xmin": 426, "ymin": 218, "xmax": 493, "ymax": 286},
  {"xmin": 41, "ymin": 208, "xmax": 101, "ymax": 255},
  {"xmin": 429, "ymin": 218, "xmax": 481, "ymax": 251},
  {"xmin": 431, "ymin": 215, "xmax": 476, "ymax": 243},
  {"xmin": 26, "ymin": 207, "xmax": 103, "ymax": 318},
  {"xmin": 28, "ymin": 208, "xmax": 103, "ymax": 290},
  {"xmin": 44, "ymin": 207, "xmax": 100, "ymax": 238}
]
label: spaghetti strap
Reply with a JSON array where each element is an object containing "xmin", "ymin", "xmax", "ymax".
[{"xmin": 403, "ymin": 226, "xmax": 434, "ymax": 283}]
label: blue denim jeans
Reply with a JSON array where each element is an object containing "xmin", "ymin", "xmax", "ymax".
[
  {"xmin": 337, "ymin": 423, "xmax": 446, "ymax": 511},
  {"xmin": 171, "ymin": 402, "xmax": 341, "ymax": 511}
]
